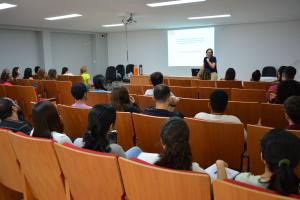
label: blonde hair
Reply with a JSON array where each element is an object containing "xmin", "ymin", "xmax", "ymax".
[
  {"xmin": 79, "ymin": 66, "xmax": 88, "ymax": 75},
  {"xmin": 199, "ymin": 69, "xmax": 211, "ymax": 80}
]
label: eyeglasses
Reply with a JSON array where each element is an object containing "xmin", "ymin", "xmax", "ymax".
[
  {"xmin": 206, "ymin": 52, "xmax": 212, "ymax": 54},
  {"xmin": 282, "ymin": 108, "xmax": 286, "ymax": 113}
]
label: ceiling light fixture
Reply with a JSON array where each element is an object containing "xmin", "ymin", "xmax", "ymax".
[
  {"xmin": 102, "ymin": 24, "xmax": 124, "ymax": 27},
  {"xmin": 147, "ymin": 0, "xmax": 205, "ymax": 7},
  {"xmin": 0, "ymin": 3, "xmax": 17, "ymax": 10},
  {"xmin": 45, "ymin": 14, "xmax": 82, "ymax": 20},
  {"xmin": 188, "ymin": 14, "xmax": 231, "ymax": 20}
]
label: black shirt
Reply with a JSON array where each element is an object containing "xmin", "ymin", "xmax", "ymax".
[
  {"xmin": 144, "ymin": 106, "xmax": 185, "ymax": 119},
  {"xmin": 0, "ymin": 119, "xmax": 32, "ymax": 135},
  {"xmin": 123, "ymin": 103, "xmax": 143, "ymax": 113}
]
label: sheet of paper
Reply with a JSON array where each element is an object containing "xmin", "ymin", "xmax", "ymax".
[{"xmin": 205, "ymin": 164, "xmax": 240, "ymax": 179}]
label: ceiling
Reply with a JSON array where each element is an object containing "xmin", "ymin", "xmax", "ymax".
[{"xmin": 0, "ymin": 0, "xmax": 299, "ymax": 33}]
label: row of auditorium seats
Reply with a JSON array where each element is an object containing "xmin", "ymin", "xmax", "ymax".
[{"xmin": 1, "ymin": 128, "xmax": 299, "ymax": 200}]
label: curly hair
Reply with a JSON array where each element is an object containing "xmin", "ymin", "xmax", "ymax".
[
  {"xmin": 199, "ymin": 69, "xmax": 211, "ymax": 80},
  {"xmin": 277, "ymin": 80, "xmax": 300, "ymax": 104},
  {"xmin": 154, "ymin": 117, "xmax": 193, "ymax": 171},
  {"xmin": 82, "ymin": 104, "xmax": 116, "ymax": 153}
]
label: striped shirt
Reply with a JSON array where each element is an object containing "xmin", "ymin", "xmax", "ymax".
[{"xmin": 0, "ymin": 119, "xmax": 32, "ymax": 135}]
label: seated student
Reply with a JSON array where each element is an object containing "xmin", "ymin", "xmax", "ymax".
[
  {"xmin": 71, "ymin": 81, "xmax": 92, "ymax": 109},
  {"xmin": 266, "ymin": 66, "xmax": 296, "ymax": 101},
  {"xmin": 250, "ymin": 70, "xmax": 261, "ymax": 82},
  {"xmin": 34, "ymin": 66, "xmax": 41, "ymax": 75},
  {"xmin": 30, "ymin": 101, "xmax": 72, "ymax": 144},
  {"xmin": 0, "ymin": 97, "xmax": 32, "ymax": 135},
  {"xmin": 194, "ymin": 89, "xmax": 247, "ymax": 142},
  {"xmin": 47, "ymin": 69, "xmax": 59, "ymax": 81},
  {"xmin": 220, "ymin": 68, "xmax": 239, "ymax": 81},
  {"xmin": 284, "ymin": 96, "xmax": 300, "ymax": 130},
  {"xmin": 61, "ymin": 67, "xmax": 74, "ymax": 76},
  {"xmin": 23, "ymin": 68, "xmax": 33, "ymax": 80},
  {"xmin": 79, "ymin": 66, "xmax": 93, "ymax": 89},
  {"xmin": 199, "ymin": 69, "xmax": 211, "ymax": 80},
  {"xmin": 12, "ymin": 67, "xmax": 21, "ymax": 79},
  {"xmin": 216, "ymin": 129, "xmax": 300, "ymax": 196},
  {"xmin": 144, "ymin": 84, "xmax": 185, "ymax": 118},
  {"xmin": 93, "ymin": 74, "xmax": 109, "ymax": 92},
  {"xmin": 0, "ymin": 72, "xmax": 13, "ymax": 85},
  {"xmin": 273, "ymin": 66, "xmax": 286, "ymax": 84},
  {"xmin": 74, "ymin": 104, "xmax": 142, "ymax": 159},
  {"xmin": 140, "ymin": 117, "xmax": 214, "ymax": 184},
  {"xmin": 38, "ymin": 69, "xmax": 48, "ymax": 80},
  {"xmin": 144, "ymin": 72, "xmax": 174, "ymax": 96},
  {"xmin": 268, "ymin": 80, "xmax": 300, "ymax": 104},
  {"xmin": 110, "ymin": 85, "xmax": 142, "ymax": 113}
]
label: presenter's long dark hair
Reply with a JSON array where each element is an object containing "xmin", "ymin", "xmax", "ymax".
[
  {"xmin": 154, "ymin": 117, "xmax": 193, "ymax": 171},
  {"xmin": 82, "ymin": 104, "xmax": 116, "ymax": 153},
  {"xmin": 260, "ymin": 129, "xmax": 300, "ymax": 195}
]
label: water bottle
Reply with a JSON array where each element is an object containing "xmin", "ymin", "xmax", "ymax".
[{"xmin": 139, "ymin": 64, "xmax": 143, "ymax": 75}]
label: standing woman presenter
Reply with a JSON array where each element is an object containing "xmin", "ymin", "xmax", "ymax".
[{"xmin": 197, "ymin": 48, "xmax": 218, "ymax": 81}]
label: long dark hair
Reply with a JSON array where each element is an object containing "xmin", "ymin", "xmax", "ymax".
[
  {"xmin": 82, "ymin": 104, "xmax": 116, "ymax": 153},
  {"xmin": 32, "ymin": 101, "xmax": 64, "ymax": 139},
  {"xmin": 278, "ymin": 66, "xmax": 287, "ymax": 82},
  {"xmin": 224, "ymin": 68, "xmax": 236, "ymax": 81},
  {"xmin": 154, "ymin": 117, "xmax": 193, "ymax": 170},
  {"xmin": 110, "ymin": 85, "xmax": 130, "ymax": 112},
  {"xmin": 260, "ymin": 129, "xmax": 300, "ymax": 195},
  {"xmin": 48, "ymin": 69, "xmax": 57, "ymax": 80},
  {"xmin": 12, "ymin": 67, "xmax": 19, "ymax": 78},
  {"xmin": 23, "ymin": 68, "xmax": 32, "ymax": 79},
  {"xmin": 62, "ymin": 67, "xmax": 69, "ymax": 75}
]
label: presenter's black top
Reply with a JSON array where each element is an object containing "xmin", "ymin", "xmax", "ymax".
[{"xmin": 204, "ymin": 56, "xmax": 217, "ymax": 73}]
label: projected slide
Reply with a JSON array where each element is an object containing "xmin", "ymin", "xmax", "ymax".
[{"xmin": 168, "ymin": 27, "xmax": 214, "ymax": 66}]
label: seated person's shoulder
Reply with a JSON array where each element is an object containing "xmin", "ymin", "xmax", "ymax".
[
  {"xmin": 194, "ymin": 112, "xmax": 209, "ymax": 119},
  {"xmin": 144, "ymin": 89, "xmax": 153, "ymax": 96}
]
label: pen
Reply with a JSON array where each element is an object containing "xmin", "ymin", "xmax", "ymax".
[{"xmin": 214, "ymin": 171, "xmax": 217, "ymax": 174}]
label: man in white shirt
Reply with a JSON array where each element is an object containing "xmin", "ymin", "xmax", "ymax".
[
  {"xmin": 144, "ymin": 72, "xmax": 174, "ymax": 96},
  {"xmin": 194, "ymin": 89, "xmax": 247, "ymax": 143}
]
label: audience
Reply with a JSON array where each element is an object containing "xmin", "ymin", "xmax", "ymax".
[
  {"xmin": 110, "ymin": 85, "xmax": 142, "ymax": 113},
  {"xmin": 221, "ymin": 68, "xmax": 238, "ymax": 81},
  {"xmin": 216, "ymin": 129, "xmax": 300, "ymax": 196},
  {"xmin": 268, "ymin": 80, "xmax": 300, "ymax": 104},
  {"xmin": 38, "ymin": 69, "xmax": 48, "ymax": 80},
  {"xmin": 144, "ymin": 72, "xmax": 174, "ymax": 96},
  {"xmin": 0, "ymin": 72, "xmax": 13, "ymax": 85},
  {"xmin": 47, "ymin": 69, "xmax": 59, "ymax": 81},
  {"xmin": 141, "ymin": 117, "xmax": 213, "ymax": 184},
  {"xmin": 199, "ymin": 69, "xmax": 211, "ymax": 80},
  {"xmin": 12, "ymin": 67, "xmax": 21, "ymax": 78},
  {"xmin": 61, "ymin": 67, "xmax": 74, "ymax": 76},
  {"xmin": 93, "ymin": 74, "xmax": 109, "ymax": 92},
  {"xmin": 273, "ymin": 66, "xmax": 286, "ymax": 84},
  {"xmin": 0, "ymin": 97, "xmax": 32, "ymax": 135},
  {"xmin": 144, "ymin": 84, "xmax": 184, "ymax": 118},
  {"xmin": 284, "ymin": 96, "xmax": 300, "ymax": 130},
  {"xmin": 74, "ymin": 103, "xmax": 142, "ymax": 158},
  {"xmin": 79, "ymin": 66, "xmax": 93, "ymax": 88},
  {"xmin": 30, "ymin": 101, "xmax": 72, "ymax": 144},
  {"xmin": 71, "ymin": 81, "xmax": 92, "ymax": 108},
  {"xmin": 194, "ymin": 89, "xmax": 247, "ymax": 142},
  {"xmin": 23, "ymin": 68, "xmax": 33, "ymax": 80},
  {"xmin": 250, "ymin": 70, "xmax": 261, "ymax": 82},
  {"xmin": 35, "ymin": 66, "xmax": 41, "ymax": 75},
  {"xmin": 266, "ymin": 66, "xmax": 296, "ymax": 100}
]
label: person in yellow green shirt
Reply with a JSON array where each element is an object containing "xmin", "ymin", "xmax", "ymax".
[{"xmin": 79, "ymin": 66, "xmax": 93, "ymax": 89}]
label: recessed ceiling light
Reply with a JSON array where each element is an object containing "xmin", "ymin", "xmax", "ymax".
[
  {"xmin": 188, "ymin": 14, "xmax": 231, "ymax": 20},
  {"xmin": 45, "ymin": 14, "xmax": 82, "ymax": 20},
  {"xmin": 102, "ymin": 24, "xmax": 124, "ymax": 27},
  {"xmin": 0, "ymin": 3, "xmax": 17, "ymax": 10},
  {"xmin": 147, "ymin": 0, "xmax": 205, "ymax": 7}
]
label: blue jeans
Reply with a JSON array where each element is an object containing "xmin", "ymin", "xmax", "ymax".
[{"xmin": 125, "ymin": 146, "xmax": 142, "ymax": 159}]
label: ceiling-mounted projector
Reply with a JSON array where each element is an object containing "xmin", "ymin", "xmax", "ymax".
[{"xmin": 122, "ymin": 13, "xmax": 137, "ymax": 25}]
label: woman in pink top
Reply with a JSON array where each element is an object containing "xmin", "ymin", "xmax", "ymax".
[{"xmin": 1, "ymin": 71, "xmax": 13, "ymax": 85}]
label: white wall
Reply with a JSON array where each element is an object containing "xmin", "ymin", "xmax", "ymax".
[
  {"xmin": 51, "ymin": 32, "xmax": 93, "ymax": 75},
  {"xmin": 107, "ymin": 20, "xmax": 300, "ymax": 81},
  {"xmin": 0, "ymin": 29, "xmax": 42, "ymax": 76}
]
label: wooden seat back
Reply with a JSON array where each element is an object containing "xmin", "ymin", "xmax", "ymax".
[
  {"xmin": 54, "ymin": 143, "xmax": 125, "ymax": 200},
  {"xmin": 243, "ymin": 81, "xmax": 272, "ymax": 92},
  {"xmin": 132, "ymin": 113, "xmax": 168, "ymax": 153},
  {"xmin": 19, "ymin": 86, "xmax": 38, "ymax": 116},
  {"xmin": 86, "ymin": 92, "xmax": 110, "ymax": 107},
  {"xmin": 261, "ymin": 103, "xmax": 288, "ymax": 129},
  {"xmin": 148, "ymin": 78, "xmax": 169, "ymax": 86},
  {"xmin": 216, "ymin": 81, "xmax": 243, "ymax": 89},
  {"xmin": 56, "ymin": 81, "xmax": 75, "ymax": 106},
  {"xmin": 169, "ymin": 79, "xmax": 192, "ymax": 87},
  {"xmin": 57, "ymin": 75, "xmax": 70, "ymax": 81},
  {"xmin": 57, "ymin": 104, "xmax": 89, "ymax": 138},
  {"xmin": 191, "ymin": 80, "xmax": 216, "ymax": 88},
  {"xmin": 17, "ymin": 79, "xmax": 30, "ymax": 86},
  {"xmin": 32, "ymin": 74, "xmax": 39, "ymax": 80},
  {"xmin": 119, "ymin": 157, "xmax": 211, "ymax": 200},
  {"xmin": 29, "ymin": 79, "xmax": 47, "ymax": 98},
  {"xmin": 136, "ymin": 95, "xmax": 155, "ymax": 112},
  {"xmin": 231, "ymin": 88, "xmax": 266, "ymax": 103},
  {"xmin": 184, "ymin": 118, "xmax": 244, "ymax": 169},
  {"xmin": 69, "ymin": 76, "xmax": 84, "ymax": 83},
  {"xmin": 199, "ymin": 87, "xmax": 231, "ymax": 100},
  {"xmin": 169, "ymin": 86, "xmax": 198, "ymax": 99},
  {"xmin": 125, "ymin": 85, "xmax": 144, "ymax": 95},
  {"xmin": 42, "ymin": 80, "xmax": 61, "ymax": 104},
  {"xmin": 11, "ymin": 78, "xmax": 18, "ymax": 85},
  {"xmin": 7, "ymin": 132, "xmax": 65, "ymax": 200},
  {"xmin": 174, "ymin": 98, "xmax": 210, "ymax": 118},
  {"xmin": 0, "ymin": 85, "xmax": 7, "ymax": 98}
]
